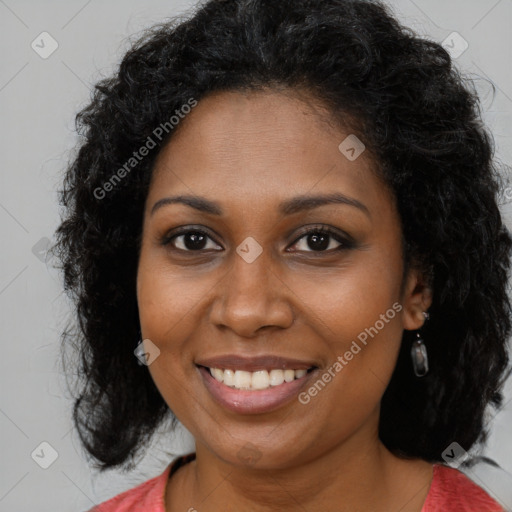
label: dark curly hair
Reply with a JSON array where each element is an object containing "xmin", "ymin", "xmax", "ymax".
[{"xmin": 53, "ymin": 0, "xmax": 512, "ymax": 472}]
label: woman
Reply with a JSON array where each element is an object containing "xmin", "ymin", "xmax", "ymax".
[{"xmin": 54, "ymin": 0, "xmax": 512, "ymax": 510}]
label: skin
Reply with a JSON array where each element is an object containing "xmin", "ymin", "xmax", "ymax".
[{"xmin": 136, "ymin": 89, "xmax": 434, "ymax": 511}]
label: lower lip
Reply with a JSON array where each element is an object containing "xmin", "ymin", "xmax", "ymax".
[{"xmin": 197, "ymin": 366, "xmax": 318, "ymax": 415}]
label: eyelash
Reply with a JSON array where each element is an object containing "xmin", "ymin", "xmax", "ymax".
[{"xmin": 161, "ymin": 224, "xmax": 354, "ymax": 254}]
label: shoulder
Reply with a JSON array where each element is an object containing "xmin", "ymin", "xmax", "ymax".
[
  {"xmin": 86, "ymin": 464, "xmax": 172, "ymax": 512},
  {"xmin": 423, "ymin": 464, "xmax": 504, "ymax": 512}
]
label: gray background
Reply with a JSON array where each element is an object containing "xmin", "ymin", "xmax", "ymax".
[{"xmin": 1, "ymin": 0, "xmax": 511, "ymax": 510}]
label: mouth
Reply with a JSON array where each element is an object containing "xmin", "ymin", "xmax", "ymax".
[
  {"xmin": 198, "ymin": 366, "xmax": 316, "ymax": 391},
  {"xmin": 195, "ymin": 355, "xmax": 319, "ymax": 414}
]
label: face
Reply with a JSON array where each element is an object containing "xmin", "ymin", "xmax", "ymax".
[{"xmin": 136, "ymin": 89, "xmax": 431, "ymax": 470}]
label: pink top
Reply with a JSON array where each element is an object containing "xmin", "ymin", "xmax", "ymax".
[{"xmin": 89, "ymin": 453, "xmax": 504, "ymax": 511}]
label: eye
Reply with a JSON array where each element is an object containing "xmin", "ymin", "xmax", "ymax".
[
  {"xmin": 288, "ymin": 226, "xmax": 351, "ymax": 253},
  {"xmin": 162, "ymin": 228, "xmax": 222, "ymax": 252},
  {"xmin": 161, "ymin": 225, "xmax": 353, "ymax": 254}
]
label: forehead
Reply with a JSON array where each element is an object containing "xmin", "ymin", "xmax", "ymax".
[{"xmin": 147, "ymin": 89, "xmax": 392, "ymax": 217}]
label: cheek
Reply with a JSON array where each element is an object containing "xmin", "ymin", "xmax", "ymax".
[
  {"xmin": 136, "ymin": 253, "xmax": 219, "ymax": 403},
  {"xmin": 137, "ymin": 251, "xmax": 214, "ymax": 338},
  {"xmin": 293, "ymin": 287, "xmax": 403, "ymax": 446},
  {"xmin": 136, "ymin": 259, "xmax": 203, "ymax": 416},
  {"xmin": 291, "ymin": 255, "xmax": 404, "ymax": 401},
  {"xmin": 289, "ymin": 251, "xmax": 403, "ymax": 343}
]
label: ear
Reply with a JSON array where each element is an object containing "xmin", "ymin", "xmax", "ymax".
[{"xmin": 402, "ymin": 267, "xmax": 433, "ymax": 331}]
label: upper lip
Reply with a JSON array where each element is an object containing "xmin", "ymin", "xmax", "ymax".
[{"xmin": 195, "ymin": 355, "xmax": 318, "ymax": 372}]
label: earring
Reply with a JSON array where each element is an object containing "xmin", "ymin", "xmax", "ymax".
[{"xmin": 411, "ymin": 311, "xmax": 429, "ymax": 377}]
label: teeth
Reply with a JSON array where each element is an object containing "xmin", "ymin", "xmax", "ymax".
[
  {"xmin": 223, "ymin": 369, "xmax": 235, "ymax": 387},
  {"xmin": 211, "ymin": 368, "xmax": 224, "ymax": 382},
  {"xmin": 284, "ymin": 369, "xmax": 295, "ymax": 382},
  {"xmin": 252, "ymin": 370, "xmax": 270, "ymax": 390},
  {"xmin": 207, "ymin": 367, "xmax": 312, "ymax": 390},
  {"xmin": 269, "ymin": 369, "xmax": 284, "ymax": 386},
  {"xmin": 234, "ymin": 370, "xmax": 252, "ymax": 389}
]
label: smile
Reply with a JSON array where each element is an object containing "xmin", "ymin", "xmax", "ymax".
[
  {"xmin": 197, "ymin": 363, "xmax": 319, "ymax": 414},
  {"xmin": 206, "ymin": 367, "xmax": 313, "ymax": 390}
]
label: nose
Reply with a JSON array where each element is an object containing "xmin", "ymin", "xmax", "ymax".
[{"xmin": 209, "ymin": 248, "xmax": 294, "ymax": 338}]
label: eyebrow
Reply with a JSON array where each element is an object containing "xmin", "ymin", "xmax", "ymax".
[{"xmin": 150, "ymin": 193, "xmax": 371, "ymax": 218}]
